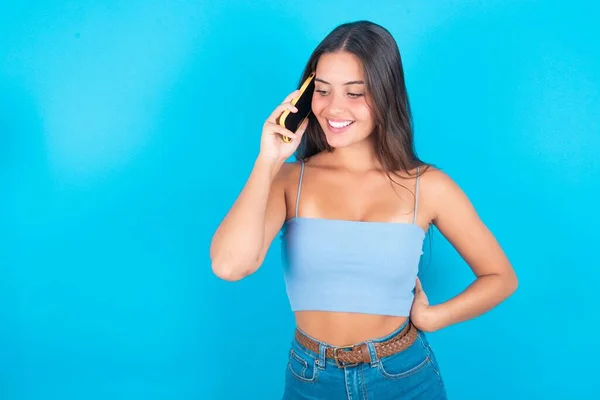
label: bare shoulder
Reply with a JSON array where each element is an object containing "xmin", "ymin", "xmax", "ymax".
[
  {"xmin": 275, "ymin": 160, "xmax": 303, "ymax": 184},
  {"xmin": 261, "ymin": 160, "xmax": 304, "ymax": 242},
  {"xmin": 273, "ymin": 160, "xmax": 304, "ymax": 216},
  {"xmin": 417, "ymin": 165, "xmax": 470, "ymax": 223},
  {"xmin": 418, "ymin": 165, "xmax": 461, "ymax": 196}
]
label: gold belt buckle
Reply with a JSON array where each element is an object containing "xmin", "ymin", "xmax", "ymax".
[{"xmin": 332, "ymin": 345, "xmax": 359, "ymax": 368}]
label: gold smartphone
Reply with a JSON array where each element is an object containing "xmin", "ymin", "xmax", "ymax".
[{"xmin": 277, "ymin": 72, "xmax": 316, "ymax": 142}]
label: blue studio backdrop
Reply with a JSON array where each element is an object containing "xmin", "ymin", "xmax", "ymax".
[{"xmin": 1, "ymin": 1, "xmax": 599, "ymax": 399}]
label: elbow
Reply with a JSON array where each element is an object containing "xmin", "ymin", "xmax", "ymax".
[
  {"xmin": 510, "ymin": 275, "xmax": 519, "ymax": 294},
  {"xmin": 504, "ymin": 271, "xmax": 519, "ymax": 297},
  {"xmin": 211, "ymin": 258, "xmax": 260, "ymax": 282},
  {"xmin": 212, "ymin": 264, "xmax": 248, "ymax": 281},
  {"xmin": 209, "ymin": 239, "xmax": 265, "ymax": 282}
]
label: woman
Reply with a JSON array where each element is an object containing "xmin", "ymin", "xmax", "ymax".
[{"xmin": 210, "ymin": 20, "xmax": 518, "ymax": 399}]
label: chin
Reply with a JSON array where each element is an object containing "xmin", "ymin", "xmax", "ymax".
[
  {"xmin": 325, "ymin": 131, "xmax": 372, "ymax": 149},
  {"xmin": 325, "ymin": 134, "xmax": 355, "ymax": 149}
]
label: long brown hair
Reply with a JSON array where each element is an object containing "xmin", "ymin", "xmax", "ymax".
[
  {"xmin": 295, "ymin": 20, "xmax": 431, "ymax": 178},
  {"xmin": 295, "ymin": 21, "xmax": 434, "ymax": 273}
]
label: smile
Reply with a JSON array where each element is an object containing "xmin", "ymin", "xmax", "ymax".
[{"xmin": 327, "ymin": 119, "xmax": 355, "ymax": 128}]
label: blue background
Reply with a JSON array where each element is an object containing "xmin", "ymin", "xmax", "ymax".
[{"xmin": 2, "ymin": 1, "xmax": 599, "ymax": 399}]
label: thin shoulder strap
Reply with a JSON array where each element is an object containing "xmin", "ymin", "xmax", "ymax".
[
  {"xmin": 295, "ymin": 160, "xmax": 305, "ymax": 218},
  {"xmin": 413, "ymin": 165, "xmax": 420, "ymax": 224}
]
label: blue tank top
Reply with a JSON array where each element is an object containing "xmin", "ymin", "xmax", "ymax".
[{"xmin": 280, "ymin": 160, "xmax": 425, "ymax": 317}]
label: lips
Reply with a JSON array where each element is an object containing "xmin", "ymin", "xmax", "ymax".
[
  {"xmin": 327, "ymin": 119, "xmax": 354, "ymax": 128},
  {"xmin": 325, "ymin": 119, "xmax": 355, "ymax": 135}
]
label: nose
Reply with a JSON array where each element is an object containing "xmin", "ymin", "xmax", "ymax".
[{"xmin": 324, "ymin": 93, "xmax": 346, "ymax": 115}]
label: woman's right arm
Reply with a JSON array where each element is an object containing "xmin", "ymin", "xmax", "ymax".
[
  {"xmin": 209, "ymin": 90, "xmax": 307, "ymax": 281},
  {"xmin": 209, "ymin": 157, "xmax": 289, "ymax": 281}
]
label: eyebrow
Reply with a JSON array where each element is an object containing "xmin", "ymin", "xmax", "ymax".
[{"xmin": 314, "ymin": 78, "xmax": 364, "ymax": 85}]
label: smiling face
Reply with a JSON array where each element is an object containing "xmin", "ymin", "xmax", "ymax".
[{"xmin": 311, "ymin": 51, "xmax": 377, "ymax": 149}]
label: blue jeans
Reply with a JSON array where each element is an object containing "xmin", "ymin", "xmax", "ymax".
[{"xmin": 282, "ymin": 320, "xmax": 447, "ymax": 399}]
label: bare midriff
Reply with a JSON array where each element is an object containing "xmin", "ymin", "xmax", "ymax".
[{"xmin": 294, "ymin": 311, "xmax": 408, "ymax": 346}]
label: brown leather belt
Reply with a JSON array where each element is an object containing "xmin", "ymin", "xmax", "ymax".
[{"xmin": 294, "ymin": 322, "xmax": 418, "ymax": 368}]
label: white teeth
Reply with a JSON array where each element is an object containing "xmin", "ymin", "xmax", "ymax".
[{"xmin": 328, "ymin": 119, "xmax": 354, "ymax": 128}]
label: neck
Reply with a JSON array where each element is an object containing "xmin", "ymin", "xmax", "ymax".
[{"xmin": 328, "ymin": 136, "xmax": 381, "ymax": 172}]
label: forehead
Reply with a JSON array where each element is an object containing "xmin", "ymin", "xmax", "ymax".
[{"xmin": 315, "ymin": 51, "xmax": 364, "ymax": 83}]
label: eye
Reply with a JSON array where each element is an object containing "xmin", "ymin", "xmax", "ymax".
[
  {"xmin": 315, "ymin": 89, "xmax": 329, "ymax": 96},
  {"xmin": 347, "ymin": 93, "xmax": 364, "ymax": 99}
]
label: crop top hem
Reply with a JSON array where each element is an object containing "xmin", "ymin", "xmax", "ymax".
[{"xmin": 288, "ymin": 298, "xmax": 414, "ymax": 318}]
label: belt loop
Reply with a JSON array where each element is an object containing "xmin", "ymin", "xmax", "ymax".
[
  {"xmin": 317, "ymin": 343, "xmax": 327, "ymax": 370},
  {"xmin": 366, "ymin": 341, "xmax": 379, "ymax": 366}
]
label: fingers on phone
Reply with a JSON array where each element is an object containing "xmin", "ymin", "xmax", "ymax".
[
  {"xmin": 268, "ymin": 103, "xmax": 298, "ymax": 122},
  {"xmin": 267, "ymin": 122, "xmax": 297, "ymax": 141},
  {"xmin": 283, "ymin": 89, "xmax": 300, "ymax": 104},
  {"xmin": 279, "ymin": 128, "xmax": 298, "ymax": 141}
]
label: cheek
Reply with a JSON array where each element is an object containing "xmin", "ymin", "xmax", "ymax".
[
  {"xmin": 311, "ymin": 95, "xmax": 326, "ymax": 115},
  {"xmin": 353, "ymin": 103, "xmax": 375, "ymax": 125}
]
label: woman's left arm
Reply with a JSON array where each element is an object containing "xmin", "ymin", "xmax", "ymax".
[{"xmin": 411, "ymin": 169, "xmax": 518, "ymax": 332}]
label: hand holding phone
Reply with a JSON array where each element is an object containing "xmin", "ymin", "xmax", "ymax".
[
  {"xmin": 258, "ymin": 88, "xmax": 309, "ymax": 164},
  {"xmin": 277, "ymin": 72, "xmax": 315, "ymax": 142}
]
